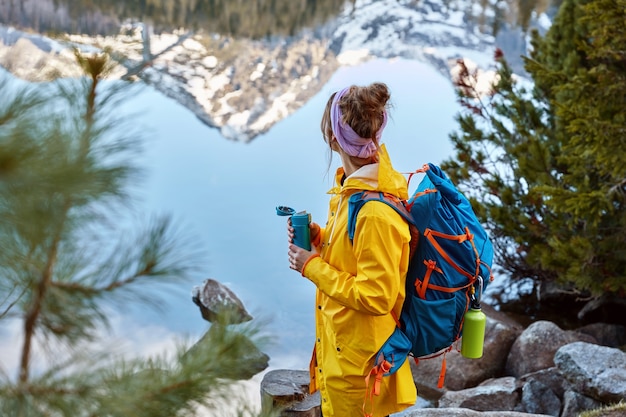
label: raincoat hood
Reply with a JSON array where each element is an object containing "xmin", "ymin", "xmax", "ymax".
[{"xmin": 328, "ymin": 144, "xmax": 409, "ymax": 200}]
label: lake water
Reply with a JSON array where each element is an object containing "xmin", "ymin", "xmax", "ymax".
[
  {"xmin": 131, "ymin": 57, "xmax": 462, "ymax": 410},
  {"xmin": 0, "ymin": 56, "xmax": 464, "ymax": 414},
  {"xmin": 131, "ymin": 56, "xmax": 459, "ymax": 357}
]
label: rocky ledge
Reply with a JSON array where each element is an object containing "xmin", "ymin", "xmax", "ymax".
[{"xmin": 261, "ymin": 304, "xmax": 626, "ymax": 417}]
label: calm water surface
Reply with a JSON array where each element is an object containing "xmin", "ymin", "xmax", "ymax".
[
  {"xmin": 0, "ymin": 57, "xmax": 462, "ymax": 414},
  {"xmin": 129, "ymin": 57, "xmax": 460, "ymax": 368}
]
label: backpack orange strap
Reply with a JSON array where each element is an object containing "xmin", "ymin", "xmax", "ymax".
[
  {"xmin": 363, "ymin": 358, "xmax": 392, "ymax": 417},
  {"xmin": 406, "ymin": 164, "xmax": 431, "ymax": 189},
  {"xmin": 424, "ymin": 227, "xmax": 482, "ymax": 281},
  {"xmin": 415, "ymin": 259, "xmax": 442, "ymax": 299},
  {"xmin": 413, "ymin": 345, "xmax": 454, "ymax": 389},
  {"xmin": 415, "ymin": 259, "xmax": 474, "ymax": 298},
  {"xmin": 437, "ymin": 349, "xmax": 449, "ymax": 389}
]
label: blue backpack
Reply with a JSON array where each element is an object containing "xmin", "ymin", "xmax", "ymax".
[{"xmin": 348, "ymin": 163, "xmax": 494, "ymax": 395}]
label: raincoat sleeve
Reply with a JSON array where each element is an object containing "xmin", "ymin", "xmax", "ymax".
[{"xmin": 303, "ymin": 202, "xmax": 410, "ymax": 315}]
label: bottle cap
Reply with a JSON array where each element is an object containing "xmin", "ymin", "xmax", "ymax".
[{"xmin": 276, "ymin": 206, "xmax": 296, "ymax": 216}]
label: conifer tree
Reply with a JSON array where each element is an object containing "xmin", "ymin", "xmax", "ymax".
[
  {"xmin": 0, "ymin": 52, "xmax": 272, "ymax": 417},
  {"xmin": 443, "ymin": 0, "xmax": 626, "ymax": 297}
]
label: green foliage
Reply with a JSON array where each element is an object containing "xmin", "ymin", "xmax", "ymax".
[
  {"xmin": 444, "ymin": 54, "xmax": 560, "ymax": 284},
  {"xmin": 533, "ymin": 0, "xmax": 626, "ymax": 293},
  {"xmin": 444, "ymin": 0, "xmax": 626, "ymax": 296},
  {"xmin": 0, "ymin": 52, "xmax": 272, "ymax": 416}
]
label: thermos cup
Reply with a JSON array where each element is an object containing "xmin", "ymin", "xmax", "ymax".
[
  {"xmin": 460, "ymin": 306, "xmax": 487, "ymax": 358},
  {"xmin": 290, "ymin": 211, "xmax": 312, "ymax": 251},
  {"xmin": 276, "ymin": 206, "xmax": 311, "ymax": 251}
]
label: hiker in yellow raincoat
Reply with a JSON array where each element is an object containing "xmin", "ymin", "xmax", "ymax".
[{"xmin": 287, "ymin": 83, "xmax": 417, "ymax": 417}]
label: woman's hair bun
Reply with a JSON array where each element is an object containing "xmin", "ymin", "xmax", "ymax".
[{"xmin": 343, "ymin": 82, "xmax": 391, "ymax": 140}]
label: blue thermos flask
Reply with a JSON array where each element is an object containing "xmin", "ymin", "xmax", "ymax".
[
  {"xmin": 291, "ymin": 211, "xmax": 311, "ymax": 251},
  {"xmin": 276, "ymin": 206, "xmax": 311, "ymax": 250}
]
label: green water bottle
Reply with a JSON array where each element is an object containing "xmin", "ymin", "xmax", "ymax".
[
  {"xmin": 461, "ymin": 306, "xmax": 487, "ymax": 358},
  {"xmin": 461, "ymin": 277, "xmax": 487, "ymax": 359}
]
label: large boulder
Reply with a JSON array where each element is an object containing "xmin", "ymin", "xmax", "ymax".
[
  {"xmin": 554, "ymin": 342, "xmax": 626, "ymax": 404},
  {"xmin": 438, "ymin": 376, "xmax": 519, "ymax": 412},
  {"xmin": 505, "ymin": 321, "xmax": 596, "ymax": 377},
  {"xmin": 517, "ymin": 367, "xmax": 603, "ymax": 417}
]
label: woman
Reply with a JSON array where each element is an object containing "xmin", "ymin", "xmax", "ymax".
[{"xmin": 287, "ymin": 83, "xmax": 417, "ymax": 417}]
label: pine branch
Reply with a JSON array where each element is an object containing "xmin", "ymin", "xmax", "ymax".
[
  {"xmin": 0, "ymin": 285, "xmax": 28, "ymax": 319},
  {"xmin": 19, "ymin": 198, "xmax": 71, "ymax": 384}
]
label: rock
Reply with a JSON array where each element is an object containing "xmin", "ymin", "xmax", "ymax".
[
  {"xmin": 576, "ymin": 322, "xmax": 626, "ymax": 348},
  {"xmin": 260, "ymin": 369, "xmax": 320, "ymax": 417},
  {"xmin": 401, "ymin": 409, "xmax": 554, "ymax": 416},
  {"xmin": 505, "ymin": 321, "xmax": 596, "ymax": 378},
  {"xmin": 260, "ymin": 371, "xmax": 550, "ymax": 417},
  {"xmin": 438, "ymin": 376, "xmax": 520, "ymax": 411},
  {"xmin": 519, "ymin": 378, "xmax": 561, "ymax": 416},
  {"xmin": 518, "ymin": 367, "xmax": 571, "ymax": 399},
  {"xmin": 192, "ymin": 278, "xmax": 252, "ymax": 324},
  {"xmin": 261, "ymin": 324, "xmax": 626, "ymax": 416},
  {"xmin": 185, "ymin": 279, "xmax": 268, "ymax": 380},
  {"xmin": 554, "ymin": 342, "xmax": 626, "ymax": 404},
  {"xmin": 560, "ymin": 389, "xmax": 603, "ymax": 417}
]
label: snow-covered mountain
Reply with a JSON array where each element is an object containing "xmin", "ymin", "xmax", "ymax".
[{"xmin": 0, "ymin": 0, "xmax": 547, "ymax": 142}]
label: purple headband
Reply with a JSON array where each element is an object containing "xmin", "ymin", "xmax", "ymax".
[{"xmin": 330, "ymin": 86, "xmax": 387, "ymax": 158}]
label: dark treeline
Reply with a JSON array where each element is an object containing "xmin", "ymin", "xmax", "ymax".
[
  {"xmin": 1, "ymin": 0, "xmax": 557, "ymax": 39},
  {"xmin": 0, "ymin": 0, "xmax": 349, "ymax": 38}
]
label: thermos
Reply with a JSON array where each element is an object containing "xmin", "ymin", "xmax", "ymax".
[
  {"xmin": 290, "ymin": 211, "xmax": 311, "ymax": 251},
  {"xmin": 276, "ymin": 206, "xmax": 311, "ymax": 251},
  {"xmin": 461, "ymin": 277, "xmax": 487, "ymax": 359}
]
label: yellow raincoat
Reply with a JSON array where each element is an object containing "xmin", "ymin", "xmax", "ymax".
[{"xmin": 301, "ymin": 145, "xmax": 417, "ymax": 417}]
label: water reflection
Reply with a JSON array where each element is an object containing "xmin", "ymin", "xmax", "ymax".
[
  {"xmin": 0, "ymin": 55, "xmax": 471, "ymax": 414},
  {"xmin": 127, "ymin": 57, "xmax": 460, "ymax": 372},
  {"xmin": 0, "ymin": 0, "xmax": 347, "ymax": 37}
]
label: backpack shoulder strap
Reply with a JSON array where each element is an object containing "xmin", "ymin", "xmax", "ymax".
[{"xmin": 347, "ymin": 191, "xmax": 415, "ymax": 243}]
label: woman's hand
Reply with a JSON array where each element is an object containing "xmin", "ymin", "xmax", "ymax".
[
  {"xmin": 288, "ymin": 243, "xmax": 316, "ymax": 273},
  {"xmin": 287, "ymin": 220, "xmax": 320, "ymax": 273}
]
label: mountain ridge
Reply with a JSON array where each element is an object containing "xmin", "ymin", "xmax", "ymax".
[{"xmin": 0, "ymin": 0, "xmax": 547, "ymax": 142}]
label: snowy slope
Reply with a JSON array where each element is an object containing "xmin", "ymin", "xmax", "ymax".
[{"xmin": 0, "ymin": 0, "xmax": 539, "ymax": 142}]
